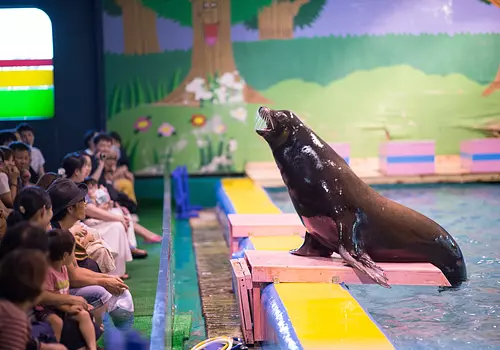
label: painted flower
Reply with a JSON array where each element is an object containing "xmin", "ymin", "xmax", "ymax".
[
  {"xmin": 157, "ymin": 122, "xmax": 176, "ymax": 137},
  {"xmin": 191, "ymin": 114, "xmax": 207, "ymax": 127},
  {"xmin": 214, "ymin": 123, "xmax": 226, "ymax": 134},
  {"xmin": 228, "ymin": 139, "xmax": 238, "ymax": 153},
  {"xmin": 230, "ymin": 107, "xmax": 247, "ymax": 123},
  {"xmin": 134, "ymin": 116, "xmax": 152, "ymax": 133}
]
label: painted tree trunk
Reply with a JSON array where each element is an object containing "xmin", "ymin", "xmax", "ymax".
[
  {"xmin": 482, "ymin": 64, "xmax": 500, "ymax": 96},
  {"xmin": 117, "ymin": 0, "xmax": 160, "ymax": 55},
  {"xmin": 257, "ymin": 0, "xmax": 309, "ymax": 40},
  {"xmin": 158, "ymin": 0, "xmax": 270, "ymax": 106}
]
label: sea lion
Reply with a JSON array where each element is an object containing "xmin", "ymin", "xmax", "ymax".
[{"xmin": 255, "ymin": 106, "xmax": 467, "ymax": 288}]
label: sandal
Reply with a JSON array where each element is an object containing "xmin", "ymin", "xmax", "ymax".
[
  {"xmin": 131, "ymin": 248, "xmax": 148, "ymax": 259},
  {"xmin": 120, "ymin": 274, "xmax": 130, "ymax": 280}
]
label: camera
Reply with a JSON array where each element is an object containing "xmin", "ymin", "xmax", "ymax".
[{"xmin": 100, "ymin": 153, "xmax": 107, "ymax": 160}]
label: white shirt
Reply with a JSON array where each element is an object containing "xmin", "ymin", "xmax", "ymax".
[
  {"xmin": 30, "ymin": 146, "xmax": 45, "ymax": 174},
  {"xmin": 0, "ymin": 172, "xmax": 10, "ymax": 195}
]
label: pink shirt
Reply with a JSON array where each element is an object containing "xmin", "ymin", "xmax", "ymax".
[{"xmin": 45, "ymin": 265, "xmax": 70, "ymax": 295}]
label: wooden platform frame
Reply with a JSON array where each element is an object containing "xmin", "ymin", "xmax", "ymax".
[
  {"xmin": 230, "ymin": 250, "xmax": 450, "ymax": 345},
  {"xmin": 227, "ymin": 214, "xmax": 305, "ymax": 257}
]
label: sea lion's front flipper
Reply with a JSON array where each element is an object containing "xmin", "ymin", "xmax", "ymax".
[
  {"xmin": 290, "ymin": 231, "xmax": 333, "ymax": 257},
  {"xmin": 337, "ymin": 214, "xmax": 391, "ymax": 288}
]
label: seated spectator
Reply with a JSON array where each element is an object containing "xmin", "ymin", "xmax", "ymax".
[
  {"xmin": 6, "ymin": 186, "xmax": 53, "ymax": 230},
  {"xmin": 103, "ymin": 149, "xmax": 138, "ymax": 211},
  {"xmin": 86, "ymin": 177, "xmax": 161, "ymax": 244},
  {"xmin": 82, "ymin": 130, "xmax": 98, "ymax": 157},
  {"xmin": 0, "ymin": 146, "xmax": 20, "ymax": 207},
  {"xmin": 38, "ymin": 229, "xmax": 98, "ymax": 349},
  {"xmin": 17, "ymin": 123, "xmax": 46, "ymax": 183},
  {"xmin": 0, "ymin": 130, "xmax": 18, "ymax": 146},
  {"xmin": 0, "ymin": 249, "xmax": 49, "ymax": 350},
  {"xmin": 59, "ymin": 154, "xmax": 142, "ymax": 271},
  {"xmin": 9, "ymin": 141, "xmax": 32, "ymax": 188}
]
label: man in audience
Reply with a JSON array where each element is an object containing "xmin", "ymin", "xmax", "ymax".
[
  {"xmin": 0, "ymin": 130, "xmax": 18, "ymax": 146},
  {"xmin": 89, "ymin": 132, "xmax": 113, "ymax": 183},
  {"xmin": 17, "ymin": 123, "xmax": 46, "ymax": 182},
  {"xmin": 9, "ymin": 141, "xmax": 32, "ymax": 188}
]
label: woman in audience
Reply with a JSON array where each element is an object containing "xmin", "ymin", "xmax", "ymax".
[
  {"xmin": 6, "ymin": 186, "xmax": 53, "ymax": 230},
  {"xmin": 0, "ymin": 249, "xmax": 50, "ymax": 350},
  {"xmin": 59, "ymin": 153, "xmax": 140, "ymax": 273},
  {"xmin": 0, "ymin": 146, "xmax": 20, "ymax": 207}
]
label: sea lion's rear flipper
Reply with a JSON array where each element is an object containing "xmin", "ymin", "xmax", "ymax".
[
  {"xmin": 290, "ymin": 231, "xmax": 333, "ymax": 257},
  {"xmin": 337, "ymin": 213, "xmax": 391, "ymax": 288}
]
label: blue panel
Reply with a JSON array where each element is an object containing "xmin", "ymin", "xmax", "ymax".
[
  {"xmin": 344, "ymin": 157, "xmax": 350, "ymax": 164},
  {"xmin": 460, "ymin": 153, "xmax": 500, "ymax": 161},
  {"xmin": 261, "ymin": 284, "xmax": 304, "ymax": 350},
  {"xmin": 386, "ymin": 155, "xmax": 435, "ymax": 163}
]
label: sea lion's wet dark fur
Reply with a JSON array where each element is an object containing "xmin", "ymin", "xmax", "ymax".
[{"xmin": 255, "ymin": 106, "xmax": 467, "ymax": 288}]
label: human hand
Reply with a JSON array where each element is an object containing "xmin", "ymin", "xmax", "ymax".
[
  {"xmin": 119, "ymin": 215, "xmax": 130, "ymax": 230},
  {"xmin": 101, "ymin": 276, "xmax": 129, "ymax": 295},
  {"xmin": 82, "ymin": 232, "xmax": 95, "ymax": 245},
  {"xmin": 69, "ymin": 295, "xmax": 90, "ymax": 310},
  {"xmin": 7, "ymin": 165, "xmax": 20, "ymax": 182},
  {"xmin": 69, "ymin": 223, "xmax": 87, "ymax": 236},
  {"xmin": 120, "ymin": 206, "xmax": 130, "ymax": 215}
]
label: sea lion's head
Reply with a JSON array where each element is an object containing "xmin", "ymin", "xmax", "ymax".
[{"xmin": 255, "ymin": 106, "xmax": 304, "ymax": 148}]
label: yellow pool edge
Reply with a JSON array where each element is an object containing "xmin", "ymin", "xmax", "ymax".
[{"xmin": 221, "ymin": 177, "xmax": 395, "ymax": 349}]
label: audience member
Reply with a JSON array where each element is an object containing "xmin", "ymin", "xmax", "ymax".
[
  {"xmin": 82, "ymin": 130, "xmax": 98, "ymax": 157},
  {"xmin": 17, "ymin": 123, "xmax": 46, "ymax": 181},
  {"xmin": 0, "ymin": 249, "xmax": 49, "ymax": 350},
  {"xmin": 6, "ymin": 186, "xmax": 53, "ymax": 229},
  {"xmin": 0, "ymin": 146, "xmax": 20, "ymax": 207},
  {"xmin": 9, "ymin": 141, "xmax": 32, "ymax": 187}
]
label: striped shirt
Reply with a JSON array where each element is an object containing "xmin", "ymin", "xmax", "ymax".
[{"xmin": 0, "ymin": 299, "xmax": 30, "ymax": 350}]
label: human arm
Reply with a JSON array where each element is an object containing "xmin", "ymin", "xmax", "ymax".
[
  {"xmin": 91, "ymin": 154, "xmax": 105, "ymax": 181},
  {"xmin": 67, "ymin": 256, "xmax": 128, "ymax": 295},
  {"xmin": 85, "ymin": 203, "xmax": 129, "ymax": 229}
]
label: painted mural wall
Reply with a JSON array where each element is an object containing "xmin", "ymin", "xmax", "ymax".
[{"xmin": 102, "ymin": 0, "xmax": 500, "ymax": 174}]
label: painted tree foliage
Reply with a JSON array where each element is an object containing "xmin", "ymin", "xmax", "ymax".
[
  {"xmin": 244, "ymin": 0, "xmax": 327, "ymax": 40},
  {"xmin": 479, "ymin": 0, "xmax": 500, "ymax": 96},
  {"xmin": 103, "ymin": 0, "xmax": 160, "ymax": 55},
  {"xmin": 143, "ymin": 0, "xmax": 273, "ymax": 106}
]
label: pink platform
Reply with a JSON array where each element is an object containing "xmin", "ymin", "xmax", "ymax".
[
  {"xmin": 379, "ymin": 140, "xmax": 435, "ymax": 157},
  {"xmin": 245, "ymin": 250, "xmax": 450, "ymax": 287},
  {"xmin": 379, "ymin": 140, "xmax": 436, "ymax": 176},
  {"xmin": 231, "ymin": 250, "xmax": 451, "ymax": 344},
  {"xmin": 460, "ymin": 138, "xmax": 500, "ymax": 173},
  {"xmin": 227, "ymin": 214, "xmax": 305, "ymax": 256}
]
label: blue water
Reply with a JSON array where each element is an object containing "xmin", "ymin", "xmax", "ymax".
[{"xmin": 266, "ymin": 184, "xmax": 500, "ymax": 349}]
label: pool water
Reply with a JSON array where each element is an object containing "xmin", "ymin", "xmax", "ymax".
[{"xmin": 266, "ymin": 184, "xmax": 500, "ymax": 350}]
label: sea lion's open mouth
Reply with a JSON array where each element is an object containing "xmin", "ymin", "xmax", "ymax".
[{"xmin": 255, "ymin": 106, "xmax": 274, "ymax": 133}]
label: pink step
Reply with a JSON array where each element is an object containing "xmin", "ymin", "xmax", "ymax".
[
  {"xmin": 327, "ymin": 142, "xmax": 350, "ymax": 158},
  {"xmin": 380, "ymin": 140, "xmax": 435, "ymax": 157},
  {"xmin": 460, "ymin": 138, "xmax": 500, "ymax": 173},
  {"xmin": 460, "ymin": 138, "xmax": 500, "ymax": 154},
  {"xmin": 227, "ymin": 214, "xmax": 305, "ymax": 256},
  {"xmin": 244, "ymin": 250, "xmax": 451, "ymax": 287}
]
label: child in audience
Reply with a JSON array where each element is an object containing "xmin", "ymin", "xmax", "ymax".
[
  {"xmin": 0, "ymin": 146, "xmax": 20, "ymax": 207},
  {"xmin": 0, "ymin": 249, "xmax": 49, "ymax": 350},
  {"xmin": 17, "ymin": 123, "xmax": 46, "ymax": 180},
  {"xmin": 8, "ymin": 141, "xmax": 32, "ymax": 187},
  {"xmin": 40, "ymin": 229, "xmax": 97, "ymax": 349}
]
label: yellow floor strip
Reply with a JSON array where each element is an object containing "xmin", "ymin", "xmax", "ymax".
[
  {"xmin": 275, "ymin": 283, "xmax": 395, "ymax": 350},
  {"xmin": 250, "ymin": 236, "xmax": 303, "ymax": 251},
  {"xmin": 221, "ymin": 178, "xmax": 280, "ymax": 214},
  {"xmin": 0, "ymin": 69, "xmax": 53, "ymax": 87}
]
